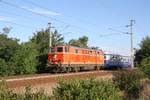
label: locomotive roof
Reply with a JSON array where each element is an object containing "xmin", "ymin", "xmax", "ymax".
[
  {"xmin": 104, "ymin": 53, "xmax": 130, "ymax": 57},
  {"xmin": 54, "ymin": 44, "xmax": 103, "ymax": 51}
]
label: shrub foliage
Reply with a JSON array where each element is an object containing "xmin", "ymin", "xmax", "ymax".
[
  {"xmin": 53, "ymin": 78, "xmax": 121, "ymax": 100},
  {"xmin": 113, "ymin": 70, "xmax": 143, "ymax": 99},
  {"xmin": 135, "ymin": 36, "xmax": 150, "ymax": 79},
  {"xmin": 0, "ymin": 79, "xmax": 121, "ymax": 100},
  {"xmin": 140, "ymin": 57, "xmax": 150, "ymax": 79},
  {"xmin": 0, "ymin": 81, "xmax": 50, "ymax": 100}
]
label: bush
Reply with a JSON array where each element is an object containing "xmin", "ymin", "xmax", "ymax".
[
  {"xmin": 140, "ymin": 57, "xmax": 150, "ymax": 79},
  {"xmin": 0, "ymin": 81, "xmax": 21, "ymax": 99},
  {"xmin": 10, "ymin": 42, "xmax": 38, "ymax": 75},
  {"xmin": 53, "ymin": 78, "xmax": 121, "ymax": 100},
  {"xmin": 0, "ymin": 79, "xmax": 121, "ymax": 100},
  {"xmin": 23, "ymin": 86, "xmax": 50, "ymax": 100},
  {"xmin": 0, "ymin": 59, "xmax": 8, "ymax": 76},
  {"xmin": 0, "ymin": 81, "xmax": 50, "ymax": 100},
  {"xmin": 0, "ymin": 59, "xmax": 15, "ymax": 76},
  {"xmin": 113, "ymin": 69, "xmax": 143, "ymax": 99}
]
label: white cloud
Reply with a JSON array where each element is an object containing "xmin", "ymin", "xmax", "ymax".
[
  {"xmin": 0, "ymin": 16, "xmax": 10, "ymax": 21},
  {"xmin": 0, "ymin": 16, "xmax": 8, "ymax": 21},
  {"xmin": 21, "ymin": 6, "xmax": 61, "ymax": 16}
]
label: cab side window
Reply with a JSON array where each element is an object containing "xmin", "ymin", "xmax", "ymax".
[
  {"xmin": 75, "ymin": 49, "xmax": 78, "ymax": 53},
  {"xmin": 57, "ymin": 47, "xmax": 63, "ymax": 52},
  {"xmin": 65, "ymin": 47, "xmax": 69, "ymax": 52},
  {"xmin": 89, "ymin": 51, "xmax": 93, "ymax": 55}
]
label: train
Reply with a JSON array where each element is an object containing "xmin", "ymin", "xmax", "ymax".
[
  {"xmin": 47, "ymin": 45, "xmax": 131, "ymax": 72},
  {"xmin": 104, "ymin": 53, "xmax": 131, "ymax": 69}
]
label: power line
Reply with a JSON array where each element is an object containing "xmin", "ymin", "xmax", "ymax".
[
  {"xmin": 0, "ymin": 9, "xmax": 47, "ymax": 23},
  {"xmin": 135, "ymin": 23, "xmax": 145, "ymax": 35},
  {"xmin": 22, "ymin": 0, "xmax": 52, "ymax": 12},
  {"xmin": 108, "ymin": 20, "xmax": 136, "ymax": 68},
  {"xmin": 58, "ymin": 25, "xmax": 70, "ymax": 33},
  {"xmin": 1, "ymin": 0, "xmax": 100, "ymax": 36},
  {"xmin": 0, "ymin": 20, "xmax": 37, "ymax": 29},
  {"xmin": 99, "ymin": 33, "xmax": 122, "ymax": 37},
  {"xmin": 22, "ymin": 0, "xmax": 100, "ymax": 27},
  {"xmin": 1, "ymin": 0, "xmax": 127, "ymax": 42},
  {"xmin": 0, "ymin": 0, "xmax": 67, "ymax": 24},
  {"xmin": 98, "ymin": 27, "xmax": 129, "ymax": 38},
  {"xmin": 108, "ymin": 28, "xmax": 129, "ymax": 34},
  {"xmin": 0, "ymin": 0, "xmax": 79, "ymax": 35}
]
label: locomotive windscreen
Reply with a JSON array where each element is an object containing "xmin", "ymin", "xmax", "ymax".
[{"xmin": 57, "ymin": 47, "xmax": 63, "ymax": 52}]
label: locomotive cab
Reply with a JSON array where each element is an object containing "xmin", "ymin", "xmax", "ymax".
[{"xmin": 48, "ymin": 46, "xmax": 64, "ymax": 65}]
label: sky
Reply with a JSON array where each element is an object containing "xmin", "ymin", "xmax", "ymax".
[{"xmin": 0, "ymin": 0, "xmax": 150, "ymax": 55}]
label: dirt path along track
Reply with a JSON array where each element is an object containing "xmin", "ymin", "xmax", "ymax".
[{"xmin": 4, "ymin": 70, "xmax": 113, "ymax": 88}]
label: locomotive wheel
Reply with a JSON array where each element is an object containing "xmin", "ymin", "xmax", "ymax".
[
  {"xmin": 95, "ymin": 66, "xmax": 100, "ymax": 70},
  {"xmin": 61, "ymin": 67, "xmax": 67, "ymax": 73},
  {"xmin": 53, "ymin": 66, "xmax": 61, "ymax": 73},
  {"xmin": 53, "ymin": 67, "xmax": 59, "ymax": 73},
  {"xmin": 79, "ymin": 67, "xmax": 84, "ymax": 71},
  {"xmin": 74, "ymin": 67, "xmax": 79, "ymax": 72},
  {"xmin": 66, "ymin": 67, "xmax": 72, "ymax": 73},
  {"xmin": 99, "ymin": 66, "xmax": 102, "ymax": 70}
]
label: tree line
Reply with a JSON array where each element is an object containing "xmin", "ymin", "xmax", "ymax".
[
  {"xmin": 134, "ymin": 36, "xmax": 150, "ymax": 78},
  {"xmin": 0, "ymin": 27, "xmax": 89, "ymax": 76},
  {"xmin": 0, "ymin": 26, "xmax": 150, "ymax": 76}
]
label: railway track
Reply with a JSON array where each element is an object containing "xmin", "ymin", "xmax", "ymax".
[{"xmin": 0, "ymin": 70, "xmax": 114, "ymax": 88}]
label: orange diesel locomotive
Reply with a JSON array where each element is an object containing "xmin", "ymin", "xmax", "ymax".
[{"xmin": 48, "ymin": 45, "xmax": 104, "ymax": 72}]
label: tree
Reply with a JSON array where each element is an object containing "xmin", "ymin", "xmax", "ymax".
[
  {"xmin": 0, "ymin": 31, "xmax": 38, "ymax": 75},
  {"xmin": 135, "ymin": 36, "xmax": 150, "ymax": 79},
  {"xmin": 68, "ymin": 36, "xmax": 88, "ymax": 47},
  {"xmin": 139, "ymin": 36, "xmax": 150, "ymax": 58},
  {"xmin": 0, "ymin": 32, "xmax": 20, "ymax": 76},
  {"xmin": 2, "ymin": 26, "xmax": 12, "ymax": 35},
  {"xmin": 134, "ymin": 49, "xmax": 142, "ymax": 65},
  {"xmin": 31, "ymin": 29, "xmax": 64, "ymax": 54},
  {"xmin": 30, "ymin": 29, "xmax": 64, "ymax": 72},
  {"xmin": 140, "ymin": 57, "xmax": 150, "ymax": 79},
  {"xmin": 0, "ymin": 34, "xmax": 20, "ymax": 62},
  {"xmin": 78, "ymin": 36, "xmax": 88, "ymax": 47},
  {"xmin": 68, "ymin": 39, "xmax": 81, "ymax": 46},
  {"xmin": 10, "ymin": 42, "xmax": 38, "ymax": 74},
  {"xmin": 0, "ymin": 26, "xmax": 65, "ymax": 75},
  {"xmin": 0, "ymin": 58, "xmax": 10, "ymax": 76},
  {"xmin": 135, "ymin": 36, "xmax": 150, "ymax": 64},
  {"xmin": 91, "ymin": 46, "xmax": 99, "ymax": 50},
  {"xmin": 31, "ymin": 29, "xmax": 49, "ymax": 55},
  {"xmin": 52, "ymin": 30, "xmax": 64, "ymax": 46}
]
